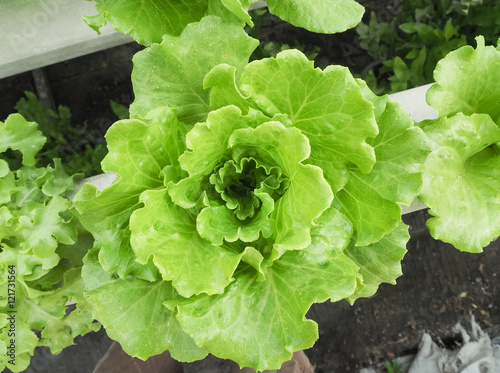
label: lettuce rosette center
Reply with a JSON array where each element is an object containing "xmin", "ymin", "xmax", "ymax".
[
  {"xmin": 209, "ymin": 157, "xmax": 289, "ymax": 220},
  {"xmin": 168, "ymin": 106, "xmax": 333, "ymax": 251}
]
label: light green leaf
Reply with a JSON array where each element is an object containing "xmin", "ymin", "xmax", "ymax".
[
  {"xmin": 130, "ymin": 16, "xmax": 258, "ymax": 125},
  {"xmin": 419, "ymin": 114, "xmax": 500, "ymax": 252},
  {"xmin": 0, "ymin": 207, "xmax": 16, "ymax": 245},
  {"xmin": 82, "ymin": 13, "xmax": 107, "ymax": 34},
  {"xmin": 11, "ymin": 167, "xmax": 46, "ymax": 207},
  {"xmin": 266, "ymin": 0, "xmax": 365, "ymax": 34},
  {"xmin": 130, "ymin": 189, "xmax": 248, "ymax": 297},
  {"xmin": 427, "ymin": 36, "xmax": 500, "ymax": 124},
  {"xmin": 72, "ymin": 182, "xmax": 142, "ymax": 277},
  {"xmin": 218, "ymin": 0, "xmax": 253, "ymax": 25},
  {"xmin": 0, "ymin": 159, "xmax": 8, "ymax": 178},
  {"xmin": 0, "ymin": 305, "xmax": 38, "ymax": 372},
  {"xmin": 0, "ymin": 269, "xmax": 99, "ymax": 372},
  {"xmin": 17, "ymin": 196, "xmax": 77, "ymax": 258},
  {"xmin": 171, "ymin": 249, "xmax": 360, "ymax": 371},
  {"xmin": 204, "ymin": 64, "xmax": 253, "ymax": 112},
  {"xmin": 0, "ymin": 164, "xmax": 16, "ymax": 204},
  {"xmin": 102, "ymin": 107, "xmax": 187, "ymax": 185},
  {"xmin": 35, "ymin": 158, "xmax": 81, "ymax": 197},
  {"xmin": 74, "ymin": 107, "xmax": 186, "ymax": 278},
  {"xmin": 0, "ymin": 114, "xmax": 45, "ymax": 167},
  {"xmin": 0, "ymin": 243, "xmax": 60, "ymax": 284},
  {"xmin": 346, "ymin": 222, "xmax": 409, "ymax": 303},
  {"xmin": 308, "ymin": 206, "xmax": 354, "ymax": 255},
  {"xmin": 82, "ymin": 248, "xmax": 208, "ymax": 362},
  {"xmin": 334, "ymin": 98, "xmax": 431, "ymax": 246},
  {"xmin": 23, "ymin": 269, "xmax": 100, "ymax": 354},
  {"xmin": 240, "ymin": 49, "xmax": 378, "ymax": 191},
  {"xmin": 88, "ymin": 0, "xmax": 208, "ymax": 45},
  {"xmin": 196, "ymin": 191, "xmax": 274, "ymax": 245}
]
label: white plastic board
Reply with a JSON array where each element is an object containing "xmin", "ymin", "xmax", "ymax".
[
  {"xmin": 0, "ymin": 0, "xmax": 268, "ymax": 80},
  {"xmin": 0, "ymin": 0, "xmax": 132, "ymax": 79}
]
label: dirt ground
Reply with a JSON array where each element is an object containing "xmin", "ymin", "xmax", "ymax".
[{"xmin": 2, "ymin": 1, "xmax": 499, "ymax": 372}]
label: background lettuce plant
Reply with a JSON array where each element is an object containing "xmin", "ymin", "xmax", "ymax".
[
  {"xmin": 418, "ymin": 36, "xmax": 500, "ymax": 252},
  {"xmin": 0, "ymin": 114, "xmax": 99, "ymax": 372},
  {"xmin": 73, "ymin": 16, "xmax": 431, "ymax": 371}
]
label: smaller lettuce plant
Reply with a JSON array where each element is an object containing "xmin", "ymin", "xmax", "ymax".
[
  {"xmin": 0, "ymin": 114, "xmax": 99, "ymax": 372},
  {"xmin": 74, "ymin": 16, "xmax": 431, "ymax": 371}
]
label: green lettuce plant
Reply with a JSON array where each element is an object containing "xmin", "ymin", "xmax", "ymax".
[
  {"xmin": 0, "ymin": 114, "xmax": 99, "ymax": 372},
  {"xmin": 73, "ymin": 16, "xmax": 431, "ymax": 371},
  {"xmin": 418, "ymin": 36, "xmax": 500, "ymax": 252}
]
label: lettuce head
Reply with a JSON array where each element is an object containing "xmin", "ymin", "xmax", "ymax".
[{"xmin": 74, "ymin": 16, "xmax": 430, "ymax": 371}]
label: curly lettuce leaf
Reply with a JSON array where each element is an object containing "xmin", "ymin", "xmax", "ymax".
[
  {"xmin": 168, "ymin": 106, "xmax": 259, "ymax": 209},
  {"xmin": 85, "ymin": 0, "xmax": 365, "ymax": 46},
  {"xmin": 216, "ymin": 0, "xmax": 254, "ymax": 25},
  {"xmin": 266, "ymin": 0, "xmax": 365, "ymax": 34},
  {"xmin": 168, "ymin": 248, "xmax": 360, "ymax": 371},
  {"xmin": 334, "ymin": 81, "xmax": 431, "ymax": 245},
  {"xmin": 1, "ymin": 220, "xmax": 95, "ymax": 372},
  {"xmin": 209, "ymin": 49, "xmax": 378, "ymax": 192},
  {"xmin": 17, "ymin": 196, "xmax": 77, "ymax": 258},
  {"xmin": 0, "ymin": 161, "xmax": 17, "ymax": 204},
  {"xmin": 0, "ymin": 114, "xmax": 45, "ymax": 167},
  {"xmin": 345, "ymin": 222, "xmax": 409, "ymax": 303},
  {"xmin": 73, "ymin": 23, "xmax": 432, "ymax": 370},
  {"xmin": 35, "ymin": 158, "xmax": 82, "ymax": 197},
  {"xmin": 82, "ymin": 248, "xmax": 208, "ymax": 362},
  {"xmin": 427, "ymin": 36, "xmax": 500, "ymax": 124},
  {"xmin": 84, "ymin": 0, "xmax": 262, "ymax": 46},
  {"xmin": 84, "ymin": 0, "xmax": 209, "ymax": 45},
  {"xmin": 130, "ymin": 188, "xmax": 251, "ymax": 297},
  {"xmin": 74, "ymin": 107, "xmax": 186, "ymax": 278},
  {"xmin": 418, "ymin": 113, "xmax": 500, "ymax": 252},
  {"xmin": 130, "ymin": 16, "xmax": 258, "ymax": 125}
]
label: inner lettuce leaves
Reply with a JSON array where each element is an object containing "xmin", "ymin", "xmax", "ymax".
[
  {"xmin": 419, "ymin": 37, "xmax": 500, "ymax": 252},
  {"xmin": 0, "ymin": 115, "xmax": 99, "ymax": 372},
  {"xmin": 73, "ymin": 17, "xmax": 430, "ymax": 371},
  {"xmin": 84, "ymin": 0, "xmax": 366, "ymax": 46}
]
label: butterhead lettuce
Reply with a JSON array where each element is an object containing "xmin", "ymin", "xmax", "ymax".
[{"xmin": 74, "ymin": 16, "xmax": 430, "ymax": 370}]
